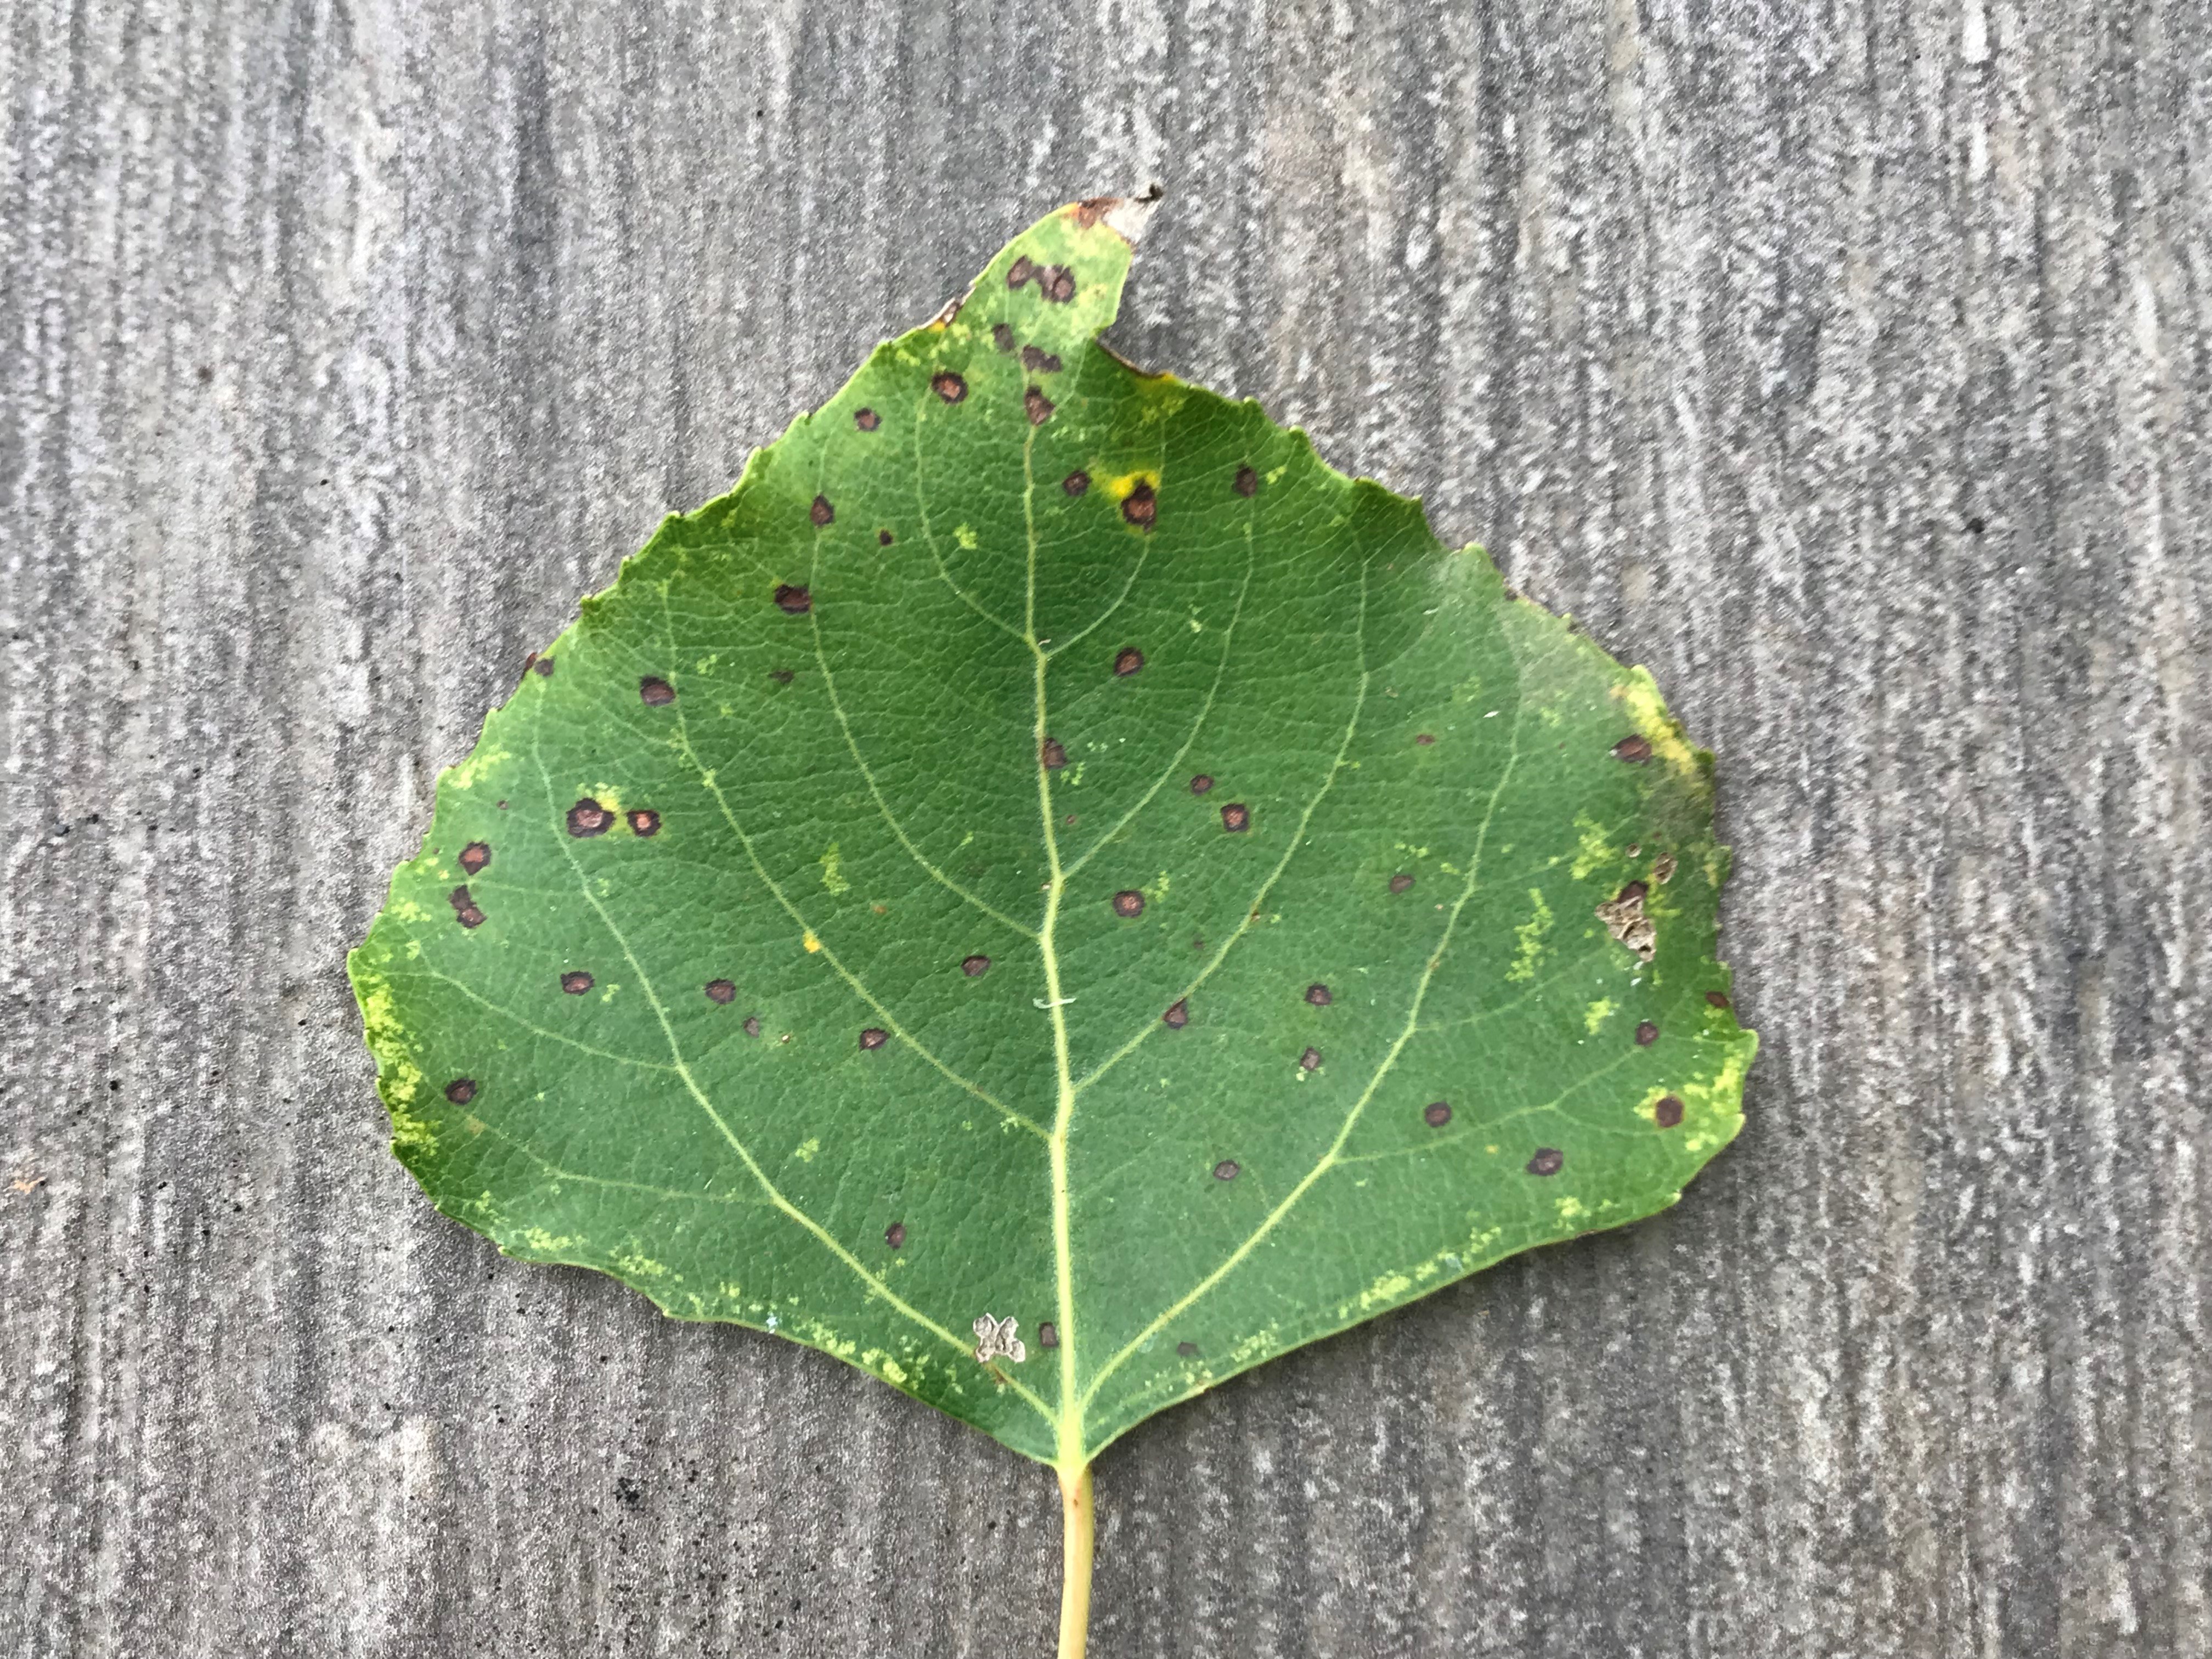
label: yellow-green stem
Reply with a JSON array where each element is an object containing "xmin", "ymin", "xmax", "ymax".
[{"xmin": 1057, "ymin": 1463, "xmax": 1094, "ymax": 1659}]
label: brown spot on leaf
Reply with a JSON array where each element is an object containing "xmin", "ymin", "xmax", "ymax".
[
  {"xmin": 455, "ymin": 904, "xmax": 486, "ymax": 929},
  {"xmin": 1113, "ymin": 890, "xmax": 1145, "ymax": 918},
  {"xmin": 1424, "ymin": 1101, "xmax": 1452, "ymax": 1127},
  {"xmin": 1063, "ymin": 470, "xmax": 1090, "ymax": 496},
  {"xmin": 1025, "ymin": 387, "xmax": 1054, "ymax": 425},
  {"xmin": 532, "ymin": 656, "xmax": 555, "ymax": 677},
  {"xmin": 885, "ymin": 1221, "xmax": 906, "ymax": 1249},
  {"xmin": 1176, "ymin": 1341, "xmax": 1199, "ymax": 1358},
  {"xmin": 1305, "ymin": 984, "xmax": 1332, "ymax": 1006},
  {"xmin": 1042, "ymin": 265, "xmax": 1076, "ymax": 302},
  {"xmin": 459, "ymin": 842, "xmax": 491, "ymax": 876},
  {"xmin": 1007, "ymin": 255, "xmax": 1036, "ymax": 289},
  {"xmin": 1163, "ymin": 999, "xmax": 1189, "ymax": 1029},
  {"xmin": 1234, "ymin": 465, "xmax": 1259, "ymax": 497},
  {"xmin": 1190, "ymin": 774, "xmax": 1215, "ymax": 794},
  {"xmin": 854, "ymin": 407, "xmax": 881, "ymax": 431},
  {"xmin": 1705, "ymin": 990, "xmax": 1731, "ymax": 1009},
  {"xmin": 1299, "ymin": 1047, "xmax": 1322, "ymax": 1071},
  {"xmin": 742, "ymin": 1016, "xmax": 762, "ymax": 1038},
  {"xmin": 1220, "ymin": 803, "xmax": 1250, "ymax": 833},
  {"xmin": 1113, "ymin": 647, "xmax": 1144, "ymax": 677},
  {"xmin": 445, "ymin": 1078, "xmax": 477, "ymax": 1104},
  {"xmin": 1037, "ymin": 1320, "xmax": 1058, "ymax": 1347},
  {"xmin": 1652, "ymin": 852, "xmax": 1677, "ymax": 883},
  {"xmin": 705, "ymin": 980, "xmax": 736, "ymax": 1004},
  {"xmin": 1040, "ymin": 737, "xmax": 1068, "ymax": 769},
  {"xmin": 1654, "ymin": 1094, "xmax": 1685, "ymax": 1129},
  {"xmin": 640, "ymin": 676, "xmax": 675, "ymax": 706},
  {"xmin": 859, "ymin": 1027, "xmax": 889, "ymax": 1051},
  {"xmin": 628, "ymin": 809, "xmax": 661, "ymax": 837},
  {"xmin": 770, "ymin": 668, "xmax": 795, "ymax": 684},
  {"xmin": 931, "ymin": 371, "xmax": 967, "ymax": 403},
  {"xmin": 1212, "ymin": 1160, "xmax": 1239, "ymax": 1181},
  {"xmin": 1527, "ymin": 1147, "xmax": 1564, "ymax": 1177},
  {"xmin": 1595, "ymin": 888, "xmax": 1657, "ymax": 964},
  {"xmin": 567, "ymin": 799, "xmax": 612, "ymax": 838},
  {"xmin": 1073, "ymin": 196, "xmax": 1116, "ymax": 229},
  {"xmin": 878, "ymin": 529, "xmax": 894, "ymax": 546},
  {"xmin": 774, "ymin": 584, "xmax": 812, "ymax": 614},
  {"xmin": 1389, "ymin": 873, "xmax": 1414, "ymax": 894},
  {"xmin": 962, "ymin": 955, "xmax": 991, "ymax": 977},
  {"xmin": 1635, "ymin": 1020, "xmax": 1659, "ymax": 1046},
  {"xmin": 1121, "ymin": 480, "xmax": 1156, "ymax": 529},
  {"xmin": 992, "ymin": 322, "xmax": 1017, "ymax": 353},
  {"xmin": 811, "ymin": 495, "xmax": 834, "ymax": 526},
  {"xmin": 1020, "ymin": 345, "xmax": 1062, "ymax": 373},
  {"xmin": 1415, "ymin": 733, "xmax": 1436, "ymax": 746},
  {"xmin": 561, "ymin": 971, "xmax": 594, "ymax": 996},
  {"xmin": 1613, "ymin": 734, "xmax": 1653, "ymax": 763}
]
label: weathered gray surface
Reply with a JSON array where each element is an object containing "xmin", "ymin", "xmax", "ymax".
[{"xmin": 4, "ymin": 0, "xmax": 2207, "ymax": 1653}]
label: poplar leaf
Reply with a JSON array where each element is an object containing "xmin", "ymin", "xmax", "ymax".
[{"xmin": 349, "ymin": 197, "xmax": 1754, "ymax": 1470}]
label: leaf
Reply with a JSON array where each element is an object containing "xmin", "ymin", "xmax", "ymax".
[{"xmin": 348, "ymin": 198, "xmax": 1755, "ymax": 1480}]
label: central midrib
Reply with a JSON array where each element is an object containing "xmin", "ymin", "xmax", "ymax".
[{"xmin": 1022, "ymin": 422, "xmax": 1086, "ymax": 1470}]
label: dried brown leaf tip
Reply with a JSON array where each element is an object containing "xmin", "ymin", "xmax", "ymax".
[
  {"xmin": 932, "ymin": 371, "xmax": 968, "ymax": 403},
  {"xmin": 1595, "ymin": 883, "xmax": 1657, "ymax": 964},
  {"xmin": 811, "ymin": 495, "xmax": 834, "ymax": 526},
  {"xmin": 1025, "ymin": 387, "xmax": 1054, "ymax": 426},
  {"xmin": 1121, "ymin": 480, "xmax": 1156, "ymax": 530},
  {"xmin": 567, "ymin": 798, "xmax": 612, "ymax": 838},
  {"xmin": 774, "ymin": 584, "xmax": 812, "ymax": 614},
  {"xmin": 1071, "ymin": 196, "xmax": 1116, "ymax": 230},
  {"xmin": 640, "ymin": 676, "xmax": 675, "ymax": 706},
  {"xmin": 459, "ymin": 842, "xmax": 491, "ymax": 876},
  {"xmin": 1612, "ymin": 734, "xmax": 1653, "ymax": 763}
]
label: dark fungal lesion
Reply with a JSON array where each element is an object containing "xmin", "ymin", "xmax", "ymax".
[
  {"xmin": 567, "ymin": 798, "xmax": 612, "ymax": 837},
  {"xmin": 1120, "ymin": 480, "xmax": 1156, "ymax": 530},
  {"xmin": 639, "ymin": 676, "xmax": 675, "ymax": 706},
  {"xmin": 458, "ymin": 842, "xmax": 490, "ymax": 875},
  {"xmin": 930, "ymin": 371, "xmax": 968, "ymax": 403},
  {"xmin": 448, "ymin": 887, "xmax": 486, "ymax": 929},
  {"xmin": 561, "ymin": 970, "xmax": 594, "ymax": 995}
]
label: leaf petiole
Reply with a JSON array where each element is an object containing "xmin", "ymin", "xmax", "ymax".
[{"xmin": 1056, "ymin": 1463, "xmax": 1095, "ymax": 1659}]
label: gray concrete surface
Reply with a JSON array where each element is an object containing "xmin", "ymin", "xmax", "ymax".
[{"xmin": 4, "ymin": 1, "xmax": 2207, "ymax": 1654}]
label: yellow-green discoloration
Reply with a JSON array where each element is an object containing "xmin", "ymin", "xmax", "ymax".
[
  {"xmin": 819, "ymin": 842, "xmax": 849, "ymax": 895},
  {"xmin": 1584, "ymin": 998, "xmax": 1616, "ymax": 1033},
  {"xmin": 1614, "ymin": 669, "xmax": 1701, "ymax": 777},
  {"xmin": 1571, "ymin": 812, "xmax": 1615, "ymax": 879},
  {"xmin": 1506, "ymin": 888, "xmax": 1554, "ymax": 981},
  {"xmin": 793, "ymin": 1137, "xmax": 820, "ymax": 1163}
]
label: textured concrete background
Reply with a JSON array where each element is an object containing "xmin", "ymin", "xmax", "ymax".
[{"xmin": 4, "ymin": 1, "xmax": 2207, "ymax": 1655}]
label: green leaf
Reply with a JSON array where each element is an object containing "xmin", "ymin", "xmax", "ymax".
[{"xmin": 349, "ymin": 198, "xmax": 1754, "ymax": 1474}]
